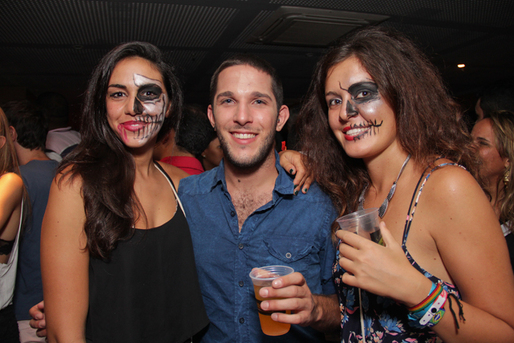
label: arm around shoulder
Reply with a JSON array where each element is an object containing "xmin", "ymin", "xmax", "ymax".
[{"xmin": 41, "ymin": 171, "xmax": 89, "ymax": 343}]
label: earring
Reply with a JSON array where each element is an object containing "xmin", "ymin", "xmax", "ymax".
[{"xmin": 504, "ymin": 168, "xmax": 510, "ymax": 186}]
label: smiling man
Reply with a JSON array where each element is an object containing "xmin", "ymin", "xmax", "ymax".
[{"xmin": 178, "ymin": 54, "xmax": 339, "ymax": 342}]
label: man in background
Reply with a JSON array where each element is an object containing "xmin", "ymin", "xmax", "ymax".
[{"xmin": 4, "ymin": 100, "xmax": 58, "ymax": 343}]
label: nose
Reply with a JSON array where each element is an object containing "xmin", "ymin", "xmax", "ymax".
[
  {"xmin": 339, "ymin": 96, "xmax": 358, "ymax": 121},
  {"xmin": 233, "ymin": 103, "xmax": 252, "ymax": 126},
  {"xmin": 125, "ymin": 96, "xmax": 143, "ymax": 116}
]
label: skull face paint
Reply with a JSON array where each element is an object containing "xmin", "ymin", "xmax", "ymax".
[
  {"xmin": 339, "ymin": 81, "xmax": 384, "ymax": 141},
  {"xmin": 325, "ymin": 56, "xmax": 398, "ymax": 160},
  {"xmin": 116, "ymin": 73, "xmax": 167, "ymax": 144}
]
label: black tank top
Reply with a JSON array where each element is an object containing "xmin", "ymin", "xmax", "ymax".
[{"xmin": 86, "ymin": 164, "xmax": 208, "ymax": 342}]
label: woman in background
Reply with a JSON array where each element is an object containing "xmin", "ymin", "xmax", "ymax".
[
  {"xmin": 41, "ymin": 42, "xmax": 208, "ymax": 343},
  {"xmin": 0, "ymin": 107, "xmax": 24, "ymax": 343},
  {"xmin": 472, "ymin": 110, "xmax": 514, "ymax": 268}
]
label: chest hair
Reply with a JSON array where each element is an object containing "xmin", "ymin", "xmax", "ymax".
[{"xmin": 232, "ymin": 190, "xmax": 272, "ymax": 232}]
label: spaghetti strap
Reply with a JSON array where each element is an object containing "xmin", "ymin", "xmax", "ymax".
[
  {"xmin": 154, "ymin": 162, "xmax": 187, "ymax": 218},
  {"xmin": 402, "ymin": 162, "xmax": 465, "ymax": 246}
]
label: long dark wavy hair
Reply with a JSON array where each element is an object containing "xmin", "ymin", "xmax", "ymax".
[
  {"xmin": 296, "ymin": 26, "xmax": 481, "ymax": 226},
  {"xmin": 59, "ymin": 42, "xmax": 183, "ymax": 260}
]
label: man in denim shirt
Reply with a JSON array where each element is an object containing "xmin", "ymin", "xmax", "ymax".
[{"xmin": 178, "ymin": 55, "xmax": 340, "ymax": 342}]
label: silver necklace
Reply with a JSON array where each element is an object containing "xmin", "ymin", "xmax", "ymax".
[{"xmin": 358, "ymin": 154, "xmax": 411, "ymax": 218}]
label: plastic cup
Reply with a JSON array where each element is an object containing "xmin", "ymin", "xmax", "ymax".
[
  {"xmin": 336, "ymin": 207, "xmax": 383, "ymax": 245},
  {"xmin": 249, "ymin": 265, "xmax": 294, "ymax": 336}
]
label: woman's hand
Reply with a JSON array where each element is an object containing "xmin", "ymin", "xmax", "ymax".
[
  {"xmin": 337, "ymin": 221, "xmax": 431, "ymax": 307},
  {"xmin": 278, "ymin": 150, "xmax": 313, "ymax": 194}
]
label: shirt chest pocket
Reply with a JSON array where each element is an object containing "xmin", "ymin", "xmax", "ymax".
[{"xmin": 263, "ymin": 237, "xmax": 316, "ymax": 266}]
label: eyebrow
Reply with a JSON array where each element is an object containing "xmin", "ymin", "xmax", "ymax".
[
  {"xmin": 216, "ymin": 91, "xmax": 233, "ymax": 101},
  {"xmin": 108, "ymin": 84, "xmax": 127, "ymax": 90},
  {"xmin": 252, "ymin": 92, "xmax": 273, "ymax": 101},
  {"xmin": 325, "ymin": 90, "xmax": 341, "ymax": 97},
  {"xmin": 476, "ymin": 136, "xmax": 489, "ymax": 142}
]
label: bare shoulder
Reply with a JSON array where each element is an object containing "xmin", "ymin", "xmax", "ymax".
[
  {"xmin": 156, "ymin": 161, "xmax": 190, "ymax": 188},
  {"xmin": 419, "ymin": 160, "xmax": 497, "ymax": 240},
  {"xmin": 0, "ymin": 172, "xmax": 23, "ymax": 190},
  {"xmin": 422, "ymin": 162, "xmax": 486, "ymax": 206},
  {"xmin": 53, "ymin": 165, "xmax": 83, "ymax": 193}
]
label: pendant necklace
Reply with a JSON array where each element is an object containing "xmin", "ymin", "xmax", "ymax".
[{"xmin": 358, "ymin": 154, "xmax": 411, "ymax": 218}]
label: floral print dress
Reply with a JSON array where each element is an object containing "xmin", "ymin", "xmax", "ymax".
[{"xmin": 333, "ymin": 164, "xmax": 462, "ymax": 343}]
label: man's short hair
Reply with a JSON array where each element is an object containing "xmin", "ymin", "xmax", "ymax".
[
  {"xmin": 3, "ymin": 100, "xmax": 48, "ymax": 150},
  {"xmin": 209, "ymin": 54, "xmax": 284, "ymax": 110},
  {"xmin": 175, "ymin": 105, "xmax": 215, "ymax": 158}
]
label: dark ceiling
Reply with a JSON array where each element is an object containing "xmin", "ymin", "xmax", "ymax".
[{"xmin": 1, "ymin": 0, "xmax": 513, "ymax": 118}]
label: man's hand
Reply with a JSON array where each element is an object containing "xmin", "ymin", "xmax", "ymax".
[
  {"xmin": 29, "ymin": 301, "xmax": 47, "ymax": 337},
  {"xmin": 258, "ymin": 272, "xmax": 339, "ymax": 332}
]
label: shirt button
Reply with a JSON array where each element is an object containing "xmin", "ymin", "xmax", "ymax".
[
  {"xmin": 230, "ymin": 211, "xmax": 236, "ymax": 217},
  {"xmin": 285, "ymin": 252, "xmax": 292, "ymax": 259},
  {"xmin": 239, "ymin": 280, "xmax": 244, "ymax": 287},
  {"xmin": 238, "ymin": 243, "xmax": 244, "ymax": 250},
  {"xmin": 239, "ymin": 317, "xmax": 245, "ymax": 324}
]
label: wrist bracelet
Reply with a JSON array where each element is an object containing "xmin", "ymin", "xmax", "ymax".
[{"xmin": 407, "ymin": 282, "xmax": 447, "ymax": 328}]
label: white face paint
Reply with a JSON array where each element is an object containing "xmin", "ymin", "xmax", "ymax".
[
  {"xmin": 107, "ymin": 57, "xmax": 170, "ymax": 148},
  {"xmin": 117, "ymin": 73, "xmax": 167, "ymax": 143}
]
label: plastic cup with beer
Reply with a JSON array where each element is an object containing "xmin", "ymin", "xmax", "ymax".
[{"xmin": 249, "ymin": 265, "xmax": 294, "ymax": 336}]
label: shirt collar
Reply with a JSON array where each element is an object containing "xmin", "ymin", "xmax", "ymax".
[{"xmin": 209, "ymin": 151, "xmax": 295, "ymax": 196}]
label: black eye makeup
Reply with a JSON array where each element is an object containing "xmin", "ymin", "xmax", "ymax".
[
  {"xmin": 137, "ymin": 85, "xmax": 163, "ymax": 102},
  {"xmin": 345, "ymin": 82, "xmax": 379, "ymax": 103}
]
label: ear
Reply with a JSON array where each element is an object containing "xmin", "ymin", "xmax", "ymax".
[
  {"xmin": 275, "ymin": 105, "xmax": 290, "ymax": 132},
  {"xmin": 9, "ymin": 126, "xmax": 17, "ymax": 142},
  {"xmin": 207, "ymin": 104, "xmax": 216, "ymax": 128},
  {"xmin": 165, "ymin": 100, "xmax": 172, "ymax": 118},
  {"xmin": 0, "ymin": 135, "xmax": 6, "ymax": 149},
  {"xmin": 504, "ymin": 157, "xmax": 510, "ymax": 170}
]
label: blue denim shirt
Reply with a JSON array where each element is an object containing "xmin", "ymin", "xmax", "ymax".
[{"xmin": 178, "ymin": 153, "xmax": 338, "ymax": 343}]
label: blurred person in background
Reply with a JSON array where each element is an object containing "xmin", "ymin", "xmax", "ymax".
[
  {"xmin": 154, "ymin": 104, "xmax": 213, "ymax": 175},
  {"xmin": 0, "ymin": 107, "xmax": 24, "ymax": 343},
  {"xmin": 472, "ymin": 110, "xmax": 514, "ymax": 269},
  {"xmin": 3, "ymin": 100, "xmax": 58, "ymax": 343}
]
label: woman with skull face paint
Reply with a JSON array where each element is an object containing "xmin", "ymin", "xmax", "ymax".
[
  {"xmin": 40, "ymin": 42, "xmax": 208, "ymax": 343},
  {"xmin": 290, "ymin": 26, "xmax": 514, "ymax": 342}
]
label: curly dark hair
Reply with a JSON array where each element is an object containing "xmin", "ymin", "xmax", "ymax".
[
  {"xmin": 296, "ymin": 26, "xmax": 481, "ymax": 225},
  {"xmin": 59, "ymin": 41, "xmax": 183, "ymax": 260}
]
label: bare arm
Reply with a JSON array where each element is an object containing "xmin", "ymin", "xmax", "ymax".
[
  {"xmin": 338, "ymin": 167, "xmax": 514, "ymax": 342},
  {"xmin": 0, "ymin": 172, "xmax": 23, "ymax": 238},
  {"xmin": 41, "ymin": 173, "xmax": 89, "ymax": 343}
]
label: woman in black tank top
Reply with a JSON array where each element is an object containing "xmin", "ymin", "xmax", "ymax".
[{"xmin": 39, "ymin": 42, "xmax": 208, "ymax": 343}]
